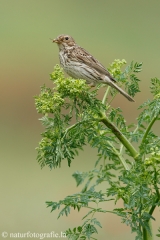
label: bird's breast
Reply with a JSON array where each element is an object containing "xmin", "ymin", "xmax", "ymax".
[{"xmin": 59, "ymin": 51, "xmax": 100, "ymax": 83}]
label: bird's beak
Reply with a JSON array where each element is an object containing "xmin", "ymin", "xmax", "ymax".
[{"xmin": 52, "ymin": 38, "xmax": 59, "ymax": 43}]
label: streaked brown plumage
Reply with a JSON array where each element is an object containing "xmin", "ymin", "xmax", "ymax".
[{"xmin": 52, "ymin": 34, "xmax": 134, "ymax": 102}]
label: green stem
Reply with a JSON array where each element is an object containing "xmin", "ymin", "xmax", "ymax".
[
  {"xmin": 100, "ymin": 113, "xmax": 139, "ymax": 160},
  {"xmin": 120, "ymin": 124, "xmax": 139, "ymax": 155},
  {"xmin": 62, "ymin": 120, "xmax": 88, "ymax": 139},
  {"xmin": 143, "ymin": 221, "xmax": 153, "ymax": 240},
  {"xmin": 142, "ymin": 168, "xmax": 159, "ymax": 240},
  {"xmin": 101, "ymin": 85, "xmax": 139, "ymax": 160},
  {"xmin": 149, "ymin": 196, "xmax": 159, "ymax": 217},
  {"xmin": 141, "ymin": 116, "xmax": 158, "ymax": 145},
  {"xmin": 102, "ymin": 86, "xmax": 118, "ymax": 105},
  {"xmin": 102, "ymin": 86, "xmax": 110, "ymax": 105},
  {"xmin": 107, "ymin": 141, "xmax": 130, "ymax": 170},
  {"xmin": 148, "ymin": 168, "xmax": 160, "ymax": 216}
]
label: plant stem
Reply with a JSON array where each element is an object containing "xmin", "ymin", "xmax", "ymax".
[
  {"xmin": 148, "ymin": 168, "xmax": 160, "ymax": 216},
  {"xmin": 120, "ymin": 124, "xmax": 139, "ymax": 155},
  {"xmin": 102, "ymin": 86, "xmax": 117, "ymax": 105},
  {"xmin": 149, "ymin": 196, "xmax": 159, "ymax": 217},
  {"xmin": 102, "ymin": 86, "xmax": 110, "ymax": 105},
  {"xmin": 100, "ymin": 113, "xmax": 139, "ymax": 160},
  {"xmin": 141, "ymin": 116, "xmax": 158, "ymax": 145},
  {"xmin": 62, "ymin": 120, "xmax": 88, "ymax": 139},
  {"xmin": 107, "ymin": 141, "xmax": 130, "ymax": 170},
  {"xmin": 143, "ymin": 220, "xmax": 153, "ymax": 240}
]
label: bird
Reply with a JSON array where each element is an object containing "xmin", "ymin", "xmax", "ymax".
[{"xmin": 52, "ymin": 34, "xmax": 134, "ymax": 102}]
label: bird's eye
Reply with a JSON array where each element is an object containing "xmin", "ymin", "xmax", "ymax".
[{"xmin": 65, "ymin": 37, "xmax": 69, "ymax": 40}]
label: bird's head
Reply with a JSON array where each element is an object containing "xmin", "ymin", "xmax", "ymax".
[{"xmin": 52, "ymin": 34, "xmax": 76, "ymax": 50}]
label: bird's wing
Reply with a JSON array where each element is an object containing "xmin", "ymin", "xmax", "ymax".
[{"xmin": 71, "ymin": 46, "xmax": 116, "ymax": 82}]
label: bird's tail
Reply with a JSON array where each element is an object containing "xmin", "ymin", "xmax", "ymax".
[{"xmin": 105, "ymin": 78, "xmax": 135, "ymax": 102}]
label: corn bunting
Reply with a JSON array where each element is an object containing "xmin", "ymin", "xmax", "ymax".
[{"xmin": 52, "ymin": 34, "xmax": 134, "ymax": 102}]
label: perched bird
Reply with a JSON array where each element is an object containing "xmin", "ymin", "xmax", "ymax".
[{"xmin": 52, "ymin": 34, "xmax": 134, "ymax": 102}]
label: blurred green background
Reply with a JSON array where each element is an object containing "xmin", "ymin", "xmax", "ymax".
[{"xmin": 1, "ymin": 0, "xmax": 160, "ymax": 239}]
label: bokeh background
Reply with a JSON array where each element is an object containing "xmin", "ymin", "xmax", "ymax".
[{"xmin": 1, "ymin": 0, "xmax": 160, "ymax": 239}]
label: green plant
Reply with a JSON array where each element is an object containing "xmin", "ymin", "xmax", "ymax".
[{"xmin": 35, "ymin": 60, "xmax": 160, "ymax": 240}]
